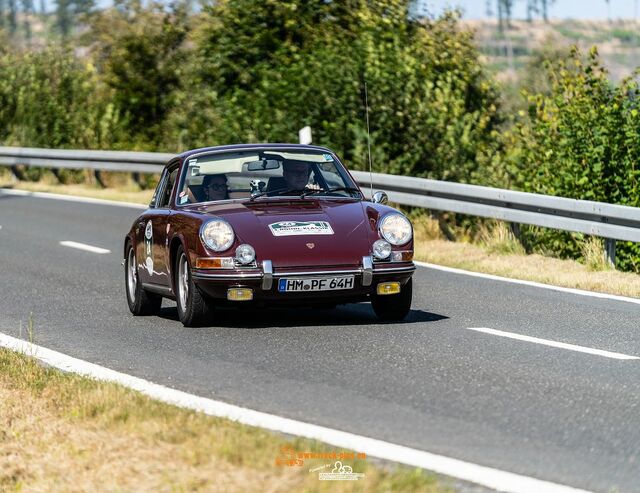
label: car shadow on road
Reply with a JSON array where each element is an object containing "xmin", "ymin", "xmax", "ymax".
[{"xmin": 156, "ymin": 303, "xmax": 448, "ymax": 329}]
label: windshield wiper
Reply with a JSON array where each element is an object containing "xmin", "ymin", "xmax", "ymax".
[
  {"xmin": 249, "ymin": 187, "xmax": 304, "ymax": 201},
  {"xmin": 300, "ymin": 186, "xmax": 361, "ymax": 198}
]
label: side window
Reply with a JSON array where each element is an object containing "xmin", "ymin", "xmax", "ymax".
[
  {"xmin": 158, "ymin": 167, "xmax": 180, "ymax": 208},
  {"xmin": 151, "ymin": 169, "xmax": 169, "ymax": 208}
]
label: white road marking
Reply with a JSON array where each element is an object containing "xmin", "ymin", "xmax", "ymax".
[
  {"xmin": 0, "ymin": 188, "xmax": 146, "ymax": 209},
  {"xmin": 415, "ymin": 261, "xmax": 640, "ymax": 306},
  {"xmin": 466, "ymin": 327, "xmax": 639, "ymax": 360},
  {"xmin": 59, "ymin": 241, "xmax": 111, "ymax": 254},
  {"xmin": 3, "ymin": 186, "xmax": 639, "ymax": 307},
  {"xmin": 0, "ymin": 333, "xmax": 591, "ymax": 493}
]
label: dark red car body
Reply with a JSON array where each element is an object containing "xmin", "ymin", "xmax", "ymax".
[{"xmin": 124, "ymin": 144, "xmax": 415, "ymax": 324}]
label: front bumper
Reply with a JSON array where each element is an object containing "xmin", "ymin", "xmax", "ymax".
[{"xmin": 192, "ymin": 255, "xmax": 415, "ymax": 304}]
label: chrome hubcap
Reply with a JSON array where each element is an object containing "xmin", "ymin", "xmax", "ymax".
[
  {"xmin": 127, "ymin": 248, "xmax": 137, "ymax": 300},
  {"xmin": 178, "ymin": 254, "xmax": 189, "ymax": 310}
]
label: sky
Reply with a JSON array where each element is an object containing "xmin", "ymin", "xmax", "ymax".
[{"xmin": 425, "ymin": 0, "xmax": 640, "ymax": 20}]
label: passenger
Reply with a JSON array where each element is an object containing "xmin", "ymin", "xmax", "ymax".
[{"xmin": 202, "ymin": 174, "xmax": 229, "ymax": 201}]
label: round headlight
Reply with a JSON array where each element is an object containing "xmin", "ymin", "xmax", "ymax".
[
  {"xmin": 379, "ymin": 213, "xmax": 412, "ymax": 246},
  {"xmin": 200, "ymin": 219, "xmax": 235, "ymax": 252},
  {"xmin": 235, "ymin": 244, "xmax": 255, "ymax": 265},
  {"xmin": 372, "ymin": 239, "xmax": 392, "ymax": 259}
]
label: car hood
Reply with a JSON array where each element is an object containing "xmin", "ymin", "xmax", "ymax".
[{"xmin": 189, "ymin": 199, "xmax": 376, "ymax": 269}]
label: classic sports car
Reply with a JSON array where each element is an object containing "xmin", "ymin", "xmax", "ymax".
[{"xmin": 124, "ymin": 144, "xmax": 415, "ymax": 326}]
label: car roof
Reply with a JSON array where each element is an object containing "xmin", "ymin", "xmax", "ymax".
[{"xmin": 176, "ymin": 143, "xmax": 336, "ymax": 162}]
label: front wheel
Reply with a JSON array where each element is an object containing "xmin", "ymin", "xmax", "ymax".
[
  {"xmin": 371, "ymin": 278, "xmax": 412, "ymax": 321},
  {"xmin": 175, "ymin": 246, "xmax": 212, "ymax": 327},
  {"xmin": 125, "ymin": 243, "xmax": 162, "ymax": 316}
]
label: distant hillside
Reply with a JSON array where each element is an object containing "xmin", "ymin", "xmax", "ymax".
[{"xmin": 463, "ymin": 19, "xmax": 640, "ymax": 82}]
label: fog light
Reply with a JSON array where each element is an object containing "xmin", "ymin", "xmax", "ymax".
[
  {"xmin": 372, "ymin": 239, "xmax": 392, "ymax": 260},
  {"xmin": 391, "ymin": 251, "xmax": 414, "ymax": 262},
  {"xmin": 235, "ymin": 244, "xmax": 256, "ymax": 265},
  {"xmin": 377, "ymin": 282, "xmax": 400, "ymax": 295},
  {"xmin": 227, "ymin": 288, "xmax": 253, "ymax": 301},
  {"xmin": 195, "ymin": 257, "xmax": 234, "ymax": 269}
]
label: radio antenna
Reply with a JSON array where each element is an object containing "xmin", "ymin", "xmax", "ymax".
[{"xmin": 364, "ymin": 82, "xmax": 373, "ymax": 199}]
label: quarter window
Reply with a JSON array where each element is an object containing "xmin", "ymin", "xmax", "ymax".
[{"xmin": 158, "ymin": 167, "xmax": 179, "ymax": 208}]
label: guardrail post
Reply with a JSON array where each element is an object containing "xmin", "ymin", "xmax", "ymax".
[
  {"xmin": 434, "ymin": 212, "xmax": 456, "ymax": 242},
  {"xmin": 94, "ymin": 170, "xmax": 106, "ymax": 188},
  {"xmin": 132, "ymin": 172, "xmax": 143, "ymax": 188},
  {"xmin": 51, "ymin": 168, "xmax": 63, "ymax": 183},
  {"xmin": 605, "ymin": 238, "xmax": 616, "ymax": 269},
  {"xmin": 10, "ymin": 165, "xmax": 25, "ymax": 181}
]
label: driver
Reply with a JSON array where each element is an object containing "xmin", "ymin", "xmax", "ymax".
[{"xmin": 282, "ymin": 161, "xmax": 311, "ymax": 190}]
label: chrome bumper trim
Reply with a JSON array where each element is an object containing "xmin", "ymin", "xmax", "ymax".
[
  {"xmin": 372, "ymin": 265, "xmax": 416, "ymax": 274},
  {"xmin": 262, "ymin": 260, "xmax": 273, "ymax": 290},
  {"xmin": 362, "ymin": 256, "xmax": 373, "ymax": 286},
  {"xmin": 193, "ymin": 272, "xmax": 262, "ymax": 280},
  {"xmin": 192, "ymin": 262, "xmax": 414, "ymax": 283}
]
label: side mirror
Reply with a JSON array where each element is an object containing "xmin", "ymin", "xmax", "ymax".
[{"xmin": 372, "ymin": 191, "xmax": 388, "ymax": 204}]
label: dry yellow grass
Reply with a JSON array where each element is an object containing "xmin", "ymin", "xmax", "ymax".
[
  {"xmin": 0, "ymin": 348, "xmax": 445, "ymax": 492},
  {"xmin": 0, "ymin": 171, "xmax": 154, "ymax": 204},
  {"xmin": 414, "ymin": 216, "xmax": 640, "ymax": 298}
]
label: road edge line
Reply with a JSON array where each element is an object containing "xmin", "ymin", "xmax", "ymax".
[
  {"xmin": 415, "ymin": 261, "xmax": 640, "ymax": 306},
  {"xmin": 0, "ymin": 333, "xmax": 591, "ymax": 493},
  {"xmin": 0, "ymin": 188, "xmax": 146, "ymax": 209}
]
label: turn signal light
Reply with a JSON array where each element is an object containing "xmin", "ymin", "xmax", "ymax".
[
  {"xmin": 390, "ymin": 251, "xmax": 413, "ymax": 262},
  {"xmin": 195, "ymin": 257, "xmax": 234, "ymax": 269},
  {"xmin": 227, "ymin": 288, "xmax": 253, "ymax": 301},
  {"xmin": 377, "ymin": 282, "xmax": 401, "ymax": 295}
]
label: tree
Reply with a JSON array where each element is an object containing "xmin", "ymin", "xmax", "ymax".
[
  {"xmin": 8, "ymin": 0, "xmax": 16, "ymax": 33},
  {"xmin": 21, "ymin": 0, "xmax": 34, "ymax": 42},
  {"xmin": 55, "ymin": 0, "xmax": 72, "ymax": 37},
  {"xmin": 177, "ymin": 1, "xmax": 502, "ymax": 182},
  {"xmin": 87, "ymin": 0, "xmax": 189, "ymax": 148}
]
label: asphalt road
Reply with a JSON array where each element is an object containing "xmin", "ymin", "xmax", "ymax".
[{"xmin": 2, "ymin": 190, "xmax": 640, "ymax": 492}]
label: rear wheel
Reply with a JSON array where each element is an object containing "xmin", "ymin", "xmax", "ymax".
[
  {"xmin": 175, "ymin": 246, "xmax": 212, "ymax": 327},
  {"xmin": 125, "ymin": 243, "xmax": 162, "ymax": 315},
  {"xmin": 371, "ymin": 278, "xmax": 412, "ymax": 321}
]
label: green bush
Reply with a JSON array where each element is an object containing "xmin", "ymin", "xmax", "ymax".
[
  {"xmin": 0, "ymin": 47, "xmax": 125, "ymax": 150},
  {"xmin": 506, "ymin": 46, "xmax": 640, "ymax": 271},
  {"xmin": 172, "ymin": 1, "xmax": 502, "ymax": 182}
]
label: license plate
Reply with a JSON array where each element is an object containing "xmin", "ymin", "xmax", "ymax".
[{"xmin": 278, "ymin": 275, "xmax": 354, "ymax": 292}]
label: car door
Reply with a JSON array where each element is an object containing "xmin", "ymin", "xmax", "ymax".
[
  {"xmin": 137, "ymin": 162, "xmax": 180, "ymax": 288},
  {"xmin": 150, "ymin": 164, "xmax": 180, "ymax": 287}
]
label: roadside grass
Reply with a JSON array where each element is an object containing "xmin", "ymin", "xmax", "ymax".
[
  {"xmin": 3, "ymin": 174, "xmax": 640, "ymax": 298},
  {"xmin": 0, "ymin": 346, "xmax": 446, "ymax": 492},
  {"xmin": 413, "ymin": 215, "xmax": 640, "ymax": 298},
  {"xmin": 0, "ymin": 169, "xmax": 155, "ymax": 204}
]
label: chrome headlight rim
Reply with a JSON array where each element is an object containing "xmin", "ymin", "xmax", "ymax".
[
  {"xmin": 235, "ymin": 243, "xmax": 256, "ymax": 265},
  {"xmin": 378, "ymin": 213, "xmax": 412, "ymax": 246},
  {"xmin": 372, "ymin": 239, "xmax": 392, "ymax": 260},
  {"xmin": 200, "ymin": 217, "xmax": 235, "ymax": 252}
]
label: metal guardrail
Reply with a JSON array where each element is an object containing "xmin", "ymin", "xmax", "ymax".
[{"xmin": 2, "ymin": 146, "xmax": 637, "ymax": 265}]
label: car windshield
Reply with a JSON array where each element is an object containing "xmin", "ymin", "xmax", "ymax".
[{"xmin": 176, "ymin": 149, "xmax": 361, "ymax": 205}]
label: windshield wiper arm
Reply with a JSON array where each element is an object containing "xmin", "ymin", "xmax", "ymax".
[
  {"xmin": 300, "ymin": 186, "xmax": 361, "ymax": 198},
  {"xmin": 250, "ymin": 187, "xmax": 304, "ymax": 201}
]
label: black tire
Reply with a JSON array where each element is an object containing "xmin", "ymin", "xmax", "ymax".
[
  {"xmin": 174, "ymin": 246, "xmax": 212, "ymax": 327},
  {"xmin": 125, "ymin": 243, "xmax": 162, "ymax": 316},
  {"xmin": 371, "ymin": 278, "xmax": 412, "ymax": 321}
]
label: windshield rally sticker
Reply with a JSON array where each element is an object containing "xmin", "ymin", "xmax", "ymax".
[{"xmin": 269, "ymin": 221, "xmax": 334, "ymax": 237}]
